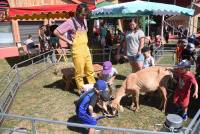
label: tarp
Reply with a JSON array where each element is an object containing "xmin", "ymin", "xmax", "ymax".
[
  {"xmin": 91, "ymin": 0, "xmax": 194, "ymax": 19},
  {"xmin": 9, "ymin": 4, "xmax": 95, "ymax": 18}
]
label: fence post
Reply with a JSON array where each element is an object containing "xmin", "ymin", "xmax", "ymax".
[
  {"xmin": 43, "ymin": 54, "xmax": 46, "ymax": 68},
  {"xmin": 52, "ymin": 49, "xmax": 57, "ymax": 64},
  {"xmin": 103, "ymin": 47, "xmax": 105, "ymax": 62},
  {"xmin": 15, "ymin": 65, "xmax": 20, "ymax": 87},
  {"xmin": 90, "ymin": 49, "xmax": 94, "ymax": 62},
  {"xmin": 100, "ymin": 130, "xmax": 104, "ymax": 134},
  {"xmin": 32, "ymin": 120, "xmax": 37, "ymax": 134},
  {"xmin": 173, "ymin": 52, "xmax": 176, "ymax": 65},
  {"xmin": 154, "ymin": 50, "xmax": 157, "ymax": 62},
  {"xmin": 0, "ymin": 105, "xmax": 4, "ymax": 121},
  {"xmin": 109, "ymin": 48, "xmax": 112, "ymax": 61}
]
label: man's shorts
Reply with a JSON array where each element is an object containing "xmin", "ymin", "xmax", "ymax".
[
  {"xmin": 128, "ymin": 54, "xmax": 144, "ymax": 62},
  {"xmin": 173, "ymin": 90, "xmax": 190, "ymax": 108},
  {"xmin": 78, "ymin": 113, "xmax": 97, "ymax": 125}
]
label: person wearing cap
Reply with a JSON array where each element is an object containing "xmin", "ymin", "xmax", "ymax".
[
  {"xmin": 125, "ymin": 18, "xmax": 145, "ymax": 73},
  {"xmin": 54, "ymin": 3, "xmax": 96, "ymax": 94},
  {"xmin": 75, "ymin": 80, "xmax": 110, "ymax": 134},
  {"xmin": 180, "ymin": 40, "xmax": 196, "ymax": 64},
  {"xmin": 99, "ymin": 61, "xmax": 118, "ymax": 94},
  {"xmin": 142, "ymin": 46, "xmax": 155, "ymax": 69},
  {"xmin": 173, "ymin": 60, "xmax": 198, "ymax": 121}
]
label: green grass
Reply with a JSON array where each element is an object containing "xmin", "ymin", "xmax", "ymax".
[
  {"xmin": 0, "ymin": 62, "xmax": 188, "ymax": 134},
  {"xmin": 0, "ymin": 53, "xmax": 197, "ymax": 133},
  {"xmin": 0, "ymin": 59, "xmax": 12, "ymax": 78}
]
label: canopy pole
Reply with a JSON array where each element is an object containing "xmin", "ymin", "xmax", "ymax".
[
  {"xmin": 147, "ymin": 0, "xmax": 150, "ymax": 36},
  {"xmin": 161, "ymin": 15, "xmax": 164, "ymax": 44},
  {"xmin": 188, "ymin": 0, "xmax": 195, "ymax": 37},
  {"xmin": 147, "ymin": 16, "xmax": 150, "ymax": 36},
  {"xmin": 174, "ymin": 0, "xmax": 176, "ymax": 5}
]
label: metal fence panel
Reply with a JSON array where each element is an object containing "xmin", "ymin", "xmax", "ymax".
[{"xmin": 0, "ymin": 48, "xmax": 199, "ymax": 134}]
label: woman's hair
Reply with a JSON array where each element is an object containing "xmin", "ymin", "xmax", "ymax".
[
  {"xmin": 128, "ymin": 17, "xmax": 141, "ymax": 30},
  {"xmin": 100, "ymin": 21, "xmax": 106, "ymax": 26},
  {"xmin": 135, "ymin": 17, "xmax": 142, "ymax": 30},
  {"xmin": 177, "ymin": 39, "xmax": 183, "ymax": 44},
  {"xmin": 28, "ymin": 34, "xmax": 32, "ymax": 39},
  {"xmin": 76, "ymin": 3, "xmax": 89, "ymax": 15}
]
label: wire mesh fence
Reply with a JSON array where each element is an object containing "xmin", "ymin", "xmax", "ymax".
[{"xmin": 0, "ymin": 48, "xmax": 199, "ymax": 134}]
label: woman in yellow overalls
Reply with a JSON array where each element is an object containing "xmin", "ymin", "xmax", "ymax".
[{"xmin": 54, "ymin": 3, "xmax": 96, "ymax": 94}]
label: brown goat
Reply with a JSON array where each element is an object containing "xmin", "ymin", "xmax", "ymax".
[{"xmin": 111, "ymin": 66, "xmax": 174, "ymax": 113}]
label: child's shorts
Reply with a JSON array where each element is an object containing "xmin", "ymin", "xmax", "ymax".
[
  {"xmin": 173, "ymin": 90, "xmax": 190, "ymax": 108},
  {"xmin": 78, "ymin": 113, "xmax": 97, "ymax": 125}
]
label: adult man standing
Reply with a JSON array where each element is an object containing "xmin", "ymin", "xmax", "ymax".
[{"xmin": 54, "ymin": 3, "xmax": 96, "ymax": 94}]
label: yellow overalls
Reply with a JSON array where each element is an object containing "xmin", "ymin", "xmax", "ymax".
[{"xmin": 72, "ymin": 20, "xmax": 96, "ymax": 90}]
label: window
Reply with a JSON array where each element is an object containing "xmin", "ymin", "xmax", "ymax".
[
  {"xmin": 0, "ymin": 22, "xmax": 14, "ymax": 47},
  {"xmin": 18, "ymin": 21, "xmax": 43, "ymax": 44}
]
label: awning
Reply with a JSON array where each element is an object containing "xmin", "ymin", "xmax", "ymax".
[
  {"xmin": 91, "ymin": 0, "xmax": 194, "ymax": 19},
  {"xmin": 9, "ymin": 4, "xmax": 95, "ymax": 18},
  {"xmin": 96, "ymin": 1, "xmax": 113, "ymax": 8}
]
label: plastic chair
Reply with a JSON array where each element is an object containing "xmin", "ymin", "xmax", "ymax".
[{"xmin": 57, "ymin": 49, "xmax": 69, "ymax": 62}]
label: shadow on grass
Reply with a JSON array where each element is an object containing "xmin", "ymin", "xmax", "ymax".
[
  {"xmin": 43, "ymin": 79, "xmax": 66, "ymax": 91},
  {"xmin": 119, "ymin": 93, "xmax": 163, "ymax": 111},
  {"xmin": 5, "ymin": 55, "xmax": 44, "ymax": 68},
  {"xmin": 188, "ymin": 96, "xmax": 200, "ymax": 118},
  {"xmin": 116, "ymin": 74, "xmax": 126, "ymax": 80},
  {"xmin": 43, "ymin": 79, "xmax": 81, "ymax": 96},
  {"xmin": 119, "ymin": 90, "xmax": 200, "ymax": 119},
  {"xmin": 5, "ymin": 55, "xmax": 29, "ymax": 67},
  {"xmin": 67, "ymin": 115, "xmax": 88, "ymax": 134}
]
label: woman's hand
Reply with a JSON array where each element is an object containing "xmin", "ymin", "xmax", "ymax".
[
  {"xmin": 137, "ymin": 51, "xmax": 141, "ymax": 55},
  {"xmin": 67, "ymin": 40, "xmax": 73, "ymax": 45}
]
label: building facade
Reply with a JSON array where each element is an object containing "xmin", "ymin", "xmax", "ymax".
[
  {"xmin": 0, "ymin": 0, "xmax": 199, "ymax": 58},
  {"xmin": 0, "ymin": 0, "xmax": 97, "ymax": 58}
]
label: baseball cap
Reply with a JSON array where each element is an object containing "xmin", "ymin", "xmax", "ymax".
[
  {"xmin": 102, "ymin": 61, "xmax": 112, "ymax": 75},
  {"xmin": 177, "ymin": 60, "xmax": 191, "ymax": 68},
  {"xmin": 94, "ymin": 80, "xmax": 107, "ymax": 91}
]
